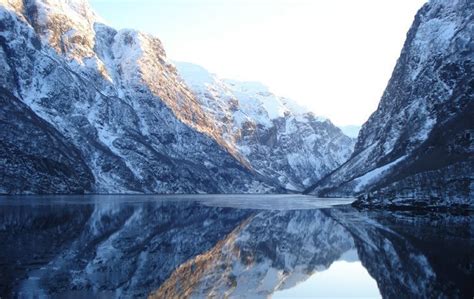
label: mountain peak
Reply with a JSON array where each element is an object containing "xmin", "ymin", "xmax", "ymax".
[
  {"xmin": 175, "ymin": 61, "xmax": 355, "ymax": 191},
  {"xmin": 0, "ymin": 0, "xmax": 101, "ymax": 61},
  {"xmin": 1, "ymin": 0, "xmax": 100, "ymax": 23}
]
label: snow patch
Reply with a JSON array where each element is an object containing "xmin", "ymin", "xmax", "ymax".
[{"xmin": 353, "ymin": 156, "xmax": 407, "ymax": 192}]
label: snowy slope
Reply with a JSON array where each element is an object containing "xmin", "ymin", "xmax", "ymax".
[
  {"xmin": 0, "ymin": 0, "xmax": 279, "ymax": 194},
  {"xmin": 176, "ymin": 62, "xmax": 355, "ymax": 191},
  {"xmin": 306, "ymin": 0, "xmax": 473, "ymax": 209}
]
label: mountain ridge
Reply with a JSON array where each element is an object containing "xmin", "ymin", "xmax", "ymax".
[
  {"xmin": 0, "ymin": 0, "xmax": 355, "ymax": 194},
  {"xmin": 0, "ymin": 0, "xmax": 281, "ymax": 193},
  {"xmin": 306, "ymin": 0, "xmax": 473, "ymax": 209},
  {"xmin": 175, "ymin": 61, "xmax": 355, "ymax": 191}
]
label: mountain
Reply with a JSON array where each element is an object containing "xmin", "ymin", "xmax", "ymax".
[
  {"xmin": 306, "ymin": 0, "xmax": 473, "ymax": 209},
  {"xmin": 176, "ymin": 62, "xmax": 355, "ymax": 191},
  {"xmin": 0, "ymin": 0, "xmax": 288, "ymax": 194}
]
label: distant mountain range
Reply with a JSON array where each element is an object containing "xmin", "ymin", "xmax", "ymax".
[{"xmin": 175, "ymin": 62, "xmax": 354, "ymax": 191}]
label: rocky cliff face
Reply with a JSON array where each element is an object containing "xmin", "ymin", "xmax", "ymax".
[
  {"xmin": 0, "ymin": 0, "xmax": 281, "ymax": 193},
  {"xmin": 306, "ymin": 0, "xmax": 473, "ymax": 209},
  {"xmin": 0, "ymin": 87, "xmax": 94, "ymax": 193},
  {"xmin": 176, "ymin": 62, "xmax": 355, "ymax": 191}
]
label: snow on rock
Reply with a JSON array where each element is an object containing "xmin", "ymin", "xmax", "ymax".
[
  {"xmin": 0, "ymin": 0, "xmax": 279, "ymax": 194},
  {"xmin": 306, "ymin": 0, "xmax": 473, "ymax": 209},
  {"xmin": 353, "ymin": 156, "xmax": 407, "ymax": 192},
  {"xmin": 175, "ymin": 62, "xmax": 355, "ymax": 191}
]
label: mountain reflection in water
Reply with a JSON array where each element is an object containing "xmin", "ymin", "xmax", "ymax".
[{"xmin": 0, "ymin": 195, "xmax": 471, "ymax": 298}]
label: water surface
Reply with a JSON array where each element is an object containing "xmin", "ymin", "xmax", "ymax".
[{"xmin": 0, "ymin": 195, "xmax": 472, "ymax": 298}]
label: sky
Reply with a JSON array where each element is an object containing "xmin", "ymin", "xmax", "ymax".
[{"xmin": 90, "ymin": 0, "xmax": 427, "ymax": 126}]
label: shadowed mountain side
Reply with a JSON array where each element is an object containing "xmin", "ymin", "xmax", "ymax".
[
  {"xmin": 0, "ymin": 0, "xmax": 280, "ymax": 194},
  {"xmin": 306, "ymin": 0, "xmax": 473, "ymax": 209}
]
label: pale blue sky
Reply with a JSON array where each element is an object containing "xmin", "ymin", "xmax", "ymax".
[{"xmin": 90, "ymin": 0, "xmax": 427, "ymax": 126}]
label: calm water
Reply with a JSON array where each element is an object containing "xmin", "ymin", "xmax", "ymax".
[{"xmin": 0, "ymin": 195, "xmax": 472, "ymax": 298}]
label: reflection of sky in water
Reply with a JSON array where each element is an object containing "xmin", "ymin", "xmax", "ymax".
[
  {"xmin": 273, "ymin": 250, "xmax": 381, "ymax": 299},
  {"xmin": 2, "ymin": 195, "xmax": 470, "ymax": 298}
]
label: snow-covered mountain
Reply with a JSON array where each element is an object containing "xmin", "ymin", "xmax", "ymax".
[
  {"xmin": 0, "ymin": 0, "xmax": 291, "ymax": 194},
  {"xmin": 0, "ymin": 0, "xmax": 355, "ymax": 194},
  {"xmin": 176, "ymin": 62, "xmax": 355, "ymax": 191},
  {"xmin": 306, "ymin": 0, "xmax": 473, "ymax": 209}
]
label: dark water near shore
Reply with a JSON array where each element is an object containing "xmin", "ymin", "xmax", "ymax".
[{"xmin": 0, "ymin": 195, "xmax": 472, "ymax": 298}]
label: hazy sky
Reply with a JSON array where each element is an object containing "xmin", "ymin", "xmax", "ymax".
[{"xmin": 90, "ymin": 0, "xmax": 427, "ymax": 126}]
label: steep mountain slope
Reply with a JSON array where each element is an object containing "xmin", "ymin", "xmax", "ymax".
[
  {"xmin": 0, "ymin": 87, "xmax": 94, "ymax": 193},
  {"xmin": 0, "ymin": 0, "xmax": 278, "ymax": 193},
  {"xmin": 306, "ymin": 0, "xmax": 473, "ymax": 209},
  {"xmin": 176, "ymin": 62, "xmax": 355, "ymax": 191}
]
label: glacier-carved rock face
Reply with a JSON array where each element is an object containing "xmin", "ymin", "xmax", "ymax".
[
  {"xmin": 0, "ymin": 88, "xmax": 94, "ymax": 194},
  {"xmin": 0, "ymin": 0, "xmax": 282, "ymax": 194},
  {"xmin": 306, "ymin": 0, "xmax": 473, "ymax": 209},
  {"xmin": 176, "ymin": 62, "xmax": 355, "ymax": 191}
]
